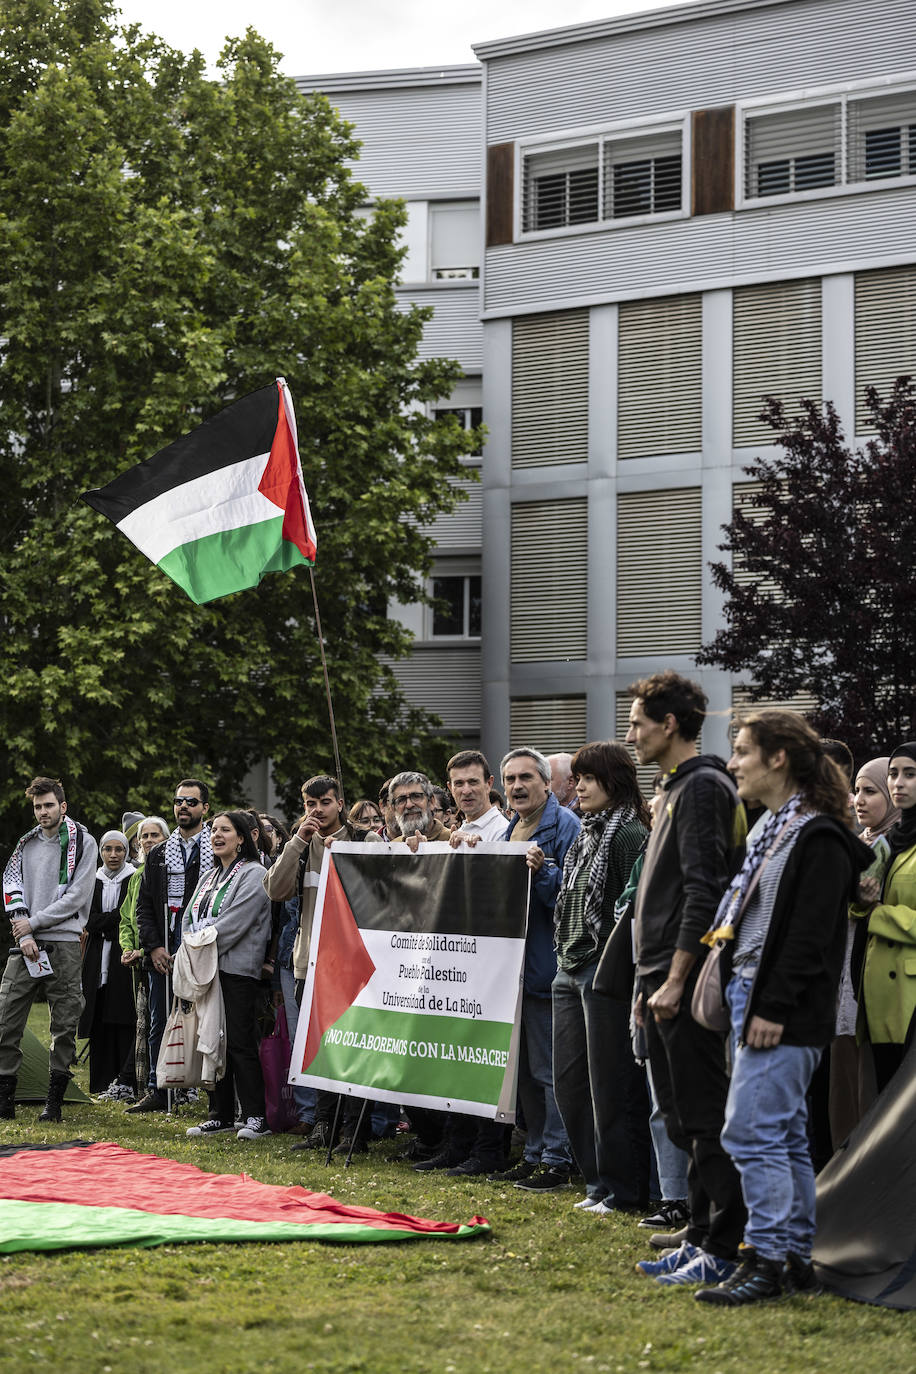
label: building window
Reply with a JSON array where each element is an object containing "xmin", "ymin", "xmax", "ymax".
[
  {"xmin": 429, "ymin": 201, "xmax": 479, "ymax": 280},
  {"xmin": 521, "ymin": 123, "xmax": 684, "ymax": 234},
  {"xmin": 741, "ymin": 82, "xmax": 916, "ymax": 204},
  {"xmin": 433, "ymin": 404, "xmax": 483, "ymax": 456},
  {"xmin": 431, "ymin": 573, "xmax": 481, "ymax": 638}
]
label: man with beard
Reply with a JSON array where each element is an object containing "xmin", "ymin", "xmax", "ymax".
[
  {"xmin": 129, "ymin": 778, "xmax": 211, "ymax": 1113},
  {"xmin": 388, "ymin": 773, "xmax": 453, "ymax": 847},
  {"xmin": 0, "ymin": 777, "xmax": 97, "ymax": 1121}
]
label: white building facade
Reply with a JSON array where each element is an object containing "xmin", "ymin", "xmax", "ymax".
[
  {"xmin": 473, "ymin": 0, "xmax": 916, "ymax": 769},
  {"xmin": 296, "ymin": 66, "xmax": 485, "ymax": 749}
]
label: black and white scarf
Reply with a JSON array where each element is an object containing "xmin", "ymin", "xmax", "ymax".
[
  {"xmin": 709, "ymin": 791, "xmax": 806, "ymax": 938},
  {"xmin": 555, "ymin": 804, "xmax": 638, "ymax": 944},
  {"xmin": 163, "ymin": 826, "xmax": 212, "ymax": 908},
  {"xmin": 3, "ymin": 817, "xmax": 80, "ymax": 916}
]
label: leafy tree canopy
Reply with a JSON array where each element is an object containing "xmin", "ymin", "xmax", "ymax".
[
  {"xmin": 696, "ymin": 379, "xmax": 916, "ymax": 762},
  {"xmin": 0, "ymin": 0, "xmax": 480, "ymax": 836}
]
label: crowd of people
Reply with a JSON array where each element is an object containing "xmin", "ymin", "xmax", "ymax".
[{"xmin": 1, "ymin": 668, "xmax": 914, "ymax": 1307}]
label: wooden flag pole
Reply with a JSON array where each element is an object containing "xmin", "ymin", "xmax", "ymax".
[{"xmin": 309, "ymin": 565, "xmax": 345, "ymax": 804}]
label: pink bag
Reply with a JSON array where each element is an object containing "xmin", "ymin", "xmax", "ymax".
[{"xmin": 259, "ymin": 1009, "xmax": 300, "ymax": 1134}]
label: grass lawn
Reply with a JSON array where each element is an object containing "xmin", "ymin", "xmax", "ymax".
[{"xmin": 0, "ymin": 1011, "xmax": 909, "ymax": 1374}]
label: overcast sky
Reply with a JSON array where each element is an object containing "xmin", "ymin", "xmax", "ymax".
[{"xmin": 114, "ymin": 0, "xmax": 697, "ymax": 76}]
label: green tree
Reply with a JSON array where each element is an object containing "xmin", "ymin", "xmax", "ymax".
[
  {"xmin": 0, "ymin": 0, "xmax": 479, "ymax": 836},
  {"xmin": 696, "ymin": 379, "xmax": 916, "ymax": 760}
]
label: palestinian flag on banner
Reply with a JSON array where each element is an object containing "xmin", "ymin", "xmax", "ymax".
[
  {"xmin": 82, "ymin": 379, "xmax": 316, "ymax": 605},
  {"xmin": 0, "ymin": 1142, "xmax": 489, "ymax": 1253},
  {"xmin": 293, "ymin": 842, "xmax": 530, "ymax": 1120}
]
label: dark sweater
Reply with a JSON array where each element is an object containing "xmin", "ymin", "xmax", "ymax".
[
  {"xmin": 741, "ymin": 817, "xmax": 873, "ymax": 1047},
  {"xmin": 634, "ymin": 754, "xmax": 741, "ymax": 976}
]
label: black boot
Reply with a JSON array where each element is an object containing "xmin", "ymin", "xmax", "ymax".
[
  {"xmin": 0, "ymin": 1074, "xmax": 17, "ymax": 1120},
  {"xmin": 38, "ymin": 1070, "xmax": 71, "ymax": 1123}
]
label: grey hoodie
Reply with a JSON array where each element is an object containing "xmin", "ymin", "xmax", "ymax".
[{"xmin": 21, "ymin": 825, "xmax": 98, "ymax": 941}]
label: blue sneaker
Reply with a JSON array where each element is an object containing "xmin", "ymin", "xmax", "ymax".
[
  {"xmin": 656, "ymin": 1249, "xmax": 736, "ymax": 1287},
  {"xmin": 636, "ymin": 1241, "xmax": 698, "ymax": 1277}
]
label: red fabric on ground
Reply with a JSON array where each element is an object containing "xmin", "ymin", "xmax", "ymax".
[{"xmin": 0, "ymin": 1142, "xmax": 486, "ymax": 1234}]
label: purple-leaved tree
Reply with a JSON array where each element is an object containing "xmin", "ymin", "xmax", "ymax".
[{"xmin": 696, "ymin": 378, "xmax": 916, "ymax": 762}]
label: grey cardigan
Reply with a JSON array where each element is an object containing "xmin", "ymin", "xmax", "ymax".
[{"xmin": 181, "ymin": 862, "xmax": 272, "ymax": 979}]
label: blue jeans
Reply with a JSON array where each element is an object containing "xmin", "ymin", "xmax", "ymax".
[
  {"xmin": 647, "ymin": 1059, "xmax": 689, "ymax": 1201},
  {"xmin": 552, "ymin": 965, "xmax": 649, "ymax": 1202},
  {"xmin": 519, "ymin": 993, "xmax": 571, "ymax": 1170},
  {"xmin": 721, "ymin": 973, "xmax": 822, "ymax": 1262}
]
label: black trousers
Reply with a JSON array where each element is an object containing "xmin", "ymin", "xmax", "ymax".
[
  {"xmin": 642, "ymin": 966, "xmax": 746, "ymax": 1259},
  {"xmin": 207, "ymin": 972, "xmax": 266, "ymax": 1124}
]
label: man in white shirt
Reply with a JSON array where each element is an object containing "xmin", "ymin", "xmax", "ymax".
[{"xmin": 447, "ymin": 751, "xmax": 508, "ymax": 846}]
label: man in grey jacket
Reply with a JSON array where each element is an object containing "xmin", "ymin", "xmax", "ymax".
[{"xmin": 0, "ymin": 776, "xmax": 98, "ymax": 1120}]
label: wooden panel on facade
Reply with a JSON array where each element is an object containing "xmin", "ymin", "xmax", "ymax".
[
  {"xmin": 692, "ymin": 106, "xmax": 735, "ymax": 216},
  {"xmin": 487, "ymin": 142, "xmax": 515, "ymax": 247}
]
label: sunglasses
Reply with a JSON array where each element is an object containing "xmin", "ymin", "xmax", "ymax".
[{"xmin": 173, "ymin": 797, "xmax": 203, "ymax": 806}]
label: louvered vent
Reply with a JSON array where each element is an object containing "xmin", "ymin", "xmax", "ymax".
[
  {"xmin": 731, "ymin": 686, "xmax": 819, "ymax": 719},
  {"xmin": 617, "ymin": 489, "xmax": 702, "ymax": 655},
  {"xmin": 733, "ymin": 279, "xmax": 822, "ymax": 448},
  {"xmin": 618, "ymin": 294, "xmax": 702, "ymax": 459},
  {"xmin": 512, "ymin": 311, "xmax": 589, "ymax": 468},
  {"xmin": 380, "ymin": 646, "xmax": 481, "ymax": 733},
  {"xmin": 511, "ymin": 499, "xmax": 588, "ymax": 662},
  {"xmin": 744, "ymin": 103, "xmax": 841, "ymax": 199},
  {"xmin": 854, "ymin": 265, "xmax": 916, "ymax": 432},
  {"xmin": 522, "ymin": 144, "xmax": 599, "ymax": 232},
  {"xmin": 731, "ymin": 482, "xmax": 785, "ymax": 604},
  {"xmin": 510, "ymin": 697, "xmax": 588, "ymax": 755},
  {"xmin": 605, "ymin": 129, "xmax": 682, "ymax": 219},
  {"xmin": 847, "ymin": 89, "xmax": 916, "ymax": 185}
]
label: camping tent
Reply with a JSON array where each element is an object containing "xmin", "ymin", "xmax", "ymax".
[{"xmin": 14, "ymin": 1028, "xmax": 90, "ymax": 1104}]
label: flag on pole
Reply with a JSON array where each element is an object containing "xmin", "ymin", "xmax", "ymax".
[{"xmin": 82, "ymin": 379, "xmax": 316, "ymax": 605}]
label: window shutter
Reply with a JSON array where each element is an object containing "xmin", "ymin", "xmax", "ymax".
[
  {"xmin": 430, "ymin": 202, "xmax": 479, "ymax": 277},
  {"xmin": 618, "ymin": 294, "xmax": 702, "ymax": 459},
  {"xmin": 692, "ymin": 106, "xmax": 735, "ymax": 216},
  {"xmin": 510, "ymin": 697, "xmax": 587, "ymax": 755},
  {"xmin": 731, "ymin": 482, "xmax": 785, "ymax": 604},
  {"xmin": 617, "ymin": 488, "xmax": 702, "ymax": 655},
  {"xmin": 733, "ymin": 279, "xmax": 822, "ymax": 447},
  {"xmin": 512, "ymin": 310, "xmax": 589, "ymax": 468},
  {"xmin": 731, "ymin": 686, "xmax": 818, "ymax": 718},
  {"xmin": 486, "ymin": 142, "xmax": 514, "ymax": 248},
  {"xmin": 854, "ymin": 265, "xmax": 916, "ymax": 432},
  {"xmin": 847, "ymin": 90, "xmax": 916, "ymax": 184},
  {"xmin": 615, "ymin": 693, "xmax": 669, "ymax": 796},
  {"xmin": 744, "ymin": 104, "xmax": 841, "ymax": 198},
  {"xmin": 523, "ymin": 144, "xmax": 599, "ymax": 232},
  {"xmin": 511, "ymin": 498, "xmax": 587, "ymax": 662},
  {"xmin": 604, "ymin": 129, "xmax": 682, "ymax": 219}
]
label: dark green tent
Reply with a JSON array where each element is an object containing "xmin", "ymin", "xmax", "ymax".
[{"xmin": 14, "ymin": 1028, "xmax": 90, "ymax": 1103}]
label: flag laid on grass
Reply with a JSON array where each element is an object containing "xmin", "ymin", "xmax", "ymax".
[
  {"xmin": 82, "ymin": 379, "xmax": 316, "ymax": 604},
  {"xmin": 292, "ymin": 843, "xmax": 530, "ymax": 1121},
  {"xmin": 0, "ymin": 1142, "xmax": 490, "ymax": 1252}
]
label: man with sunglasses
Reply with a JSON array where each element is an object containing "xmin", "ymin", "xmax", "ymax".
[{"xmin": 129, "ymin": 778, "xmax": 211, "ymax": 1113}]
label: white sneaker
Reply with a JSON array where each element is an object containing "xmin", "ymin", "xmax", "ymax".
[
  {"xmin": 589, "ymin": 1200, "xmax": 616, "ymax": 1216},
  {"xmin": 237, "ymin": 1116, "xmax": 272, "ymax": 1141},
  {"xmin": 186, "ymin": 1119, "xmax": 235, "ymax": 1137},
  {"xmin": 574, "ymin": 1196, "xmax": 602, "ymax": 1210}
]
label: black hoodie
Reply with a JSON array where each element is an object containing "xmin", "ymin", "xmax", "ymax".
[{"xmin": 633, "ymin": 754, "xmax": 742, "ymax": 976}]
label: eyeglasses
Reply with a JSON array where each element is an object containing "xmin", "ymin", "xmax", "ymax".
[
  {"xmin": 392, "ymin": 791, "xmax": 427, "ymax": 809},
  {"xmin": 173, "ymin": 797, "xmax": 203, "ymax": 807}
]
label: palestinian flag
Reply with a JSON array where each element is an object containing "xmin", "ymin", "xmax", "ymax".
[
  {"xmin": 0, "ymin": 1142, "xmax": 489, "ymax": 1252},
  {"xmin": 293, "ymin": 842, "xmax": 530, "ymax": 1120},
  {"xmin": 82, "ymin": 379, "xmax": 316, "ymax": 605}
]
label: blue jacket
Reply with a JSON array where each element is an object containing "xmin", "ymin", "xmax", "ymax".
[{"xmin": 505, "ymin": 794, "xmax": 582, "ymax": 997}]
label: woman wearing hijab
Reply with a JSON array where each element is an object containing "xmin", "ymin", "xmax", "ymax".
[
  {"xmin": 830, "ymin": 759, "xmax": 899, "ymax": 1143},
  {"xmin": 80, "ymin": 830, "xmax": 137, "ymax": 1097},
  {"xmin": 182, "ymin": 810, "xmax": 273, "ymax": 1141},
  {"xmin": 119, "ymin": 816, "xmax": 170, "ymax": 1102},
  {"xmin": 548, "ymin": 741, "xmax": 650, "ymax": 1210},
  {"xmin": 852, "ymin": 743, "xmax": 916, "ymax": 1093},
  {"xmin": 689, "ymin": 712, "xmax": 871, "ymax": 1307}
]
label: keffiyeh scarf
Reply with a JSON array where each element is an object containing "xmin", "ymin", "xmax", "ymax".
[
  {"xmin": 3, "ymin": 817, "xmax": 80, "ymax": 917},
  {"xmin": 554, "ymin": 804, "xmax": 638, "ymax": 944},
  {"xmin": 706, "ymin": 791, "xmax": 806, "ymax": 941},
  {"xmin": 163, "ymin": 827, "xmax": 213, "ymax": 906}
]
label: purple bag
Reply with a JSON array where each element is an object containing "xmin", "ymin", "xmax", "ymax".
[{"xmin": 259, "ymin": 1009, "xmax": 299, "ymax": 1134}]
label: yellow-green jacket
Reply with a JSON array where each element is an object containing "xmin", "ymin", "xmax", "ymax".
[{"xmin": 853, "ymin": 846, "xmax": 916, "ymax": 1044}]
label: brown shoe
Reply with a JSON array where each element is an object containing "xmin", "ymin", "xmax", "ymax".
[
  {"xmin": 650, "ymin": 1224, "xmax": 689, "ymax": 1250},
  {"xmin": 125, "ymin": 1090, "xmax": 167, "ymax": 1114}
]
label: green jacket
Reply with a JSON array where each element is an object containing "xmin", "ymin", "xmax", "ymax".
[
  {"xmin": 119, "ymin": 864, "xmax": 144, "ymax": 954},
  {"xmin": 854, "ymin": 845, "xmax": 916, "ymax": 1044}
]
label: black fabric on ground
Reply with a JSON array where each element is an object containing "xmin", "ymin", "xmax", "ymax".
[{"xmin": 813, "ymin": 1041, "xmax": 916, "ymax": 1310}]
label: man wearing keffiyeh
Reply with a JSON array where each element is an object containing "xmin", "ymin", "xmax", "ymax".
[
  {"xmin": 129, "ymin": 778, "xmax": 212, "ymax": 1114},
  {"xmin": 0, "ymin": 776, "xmax": 97, "ymax": 1121}
]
